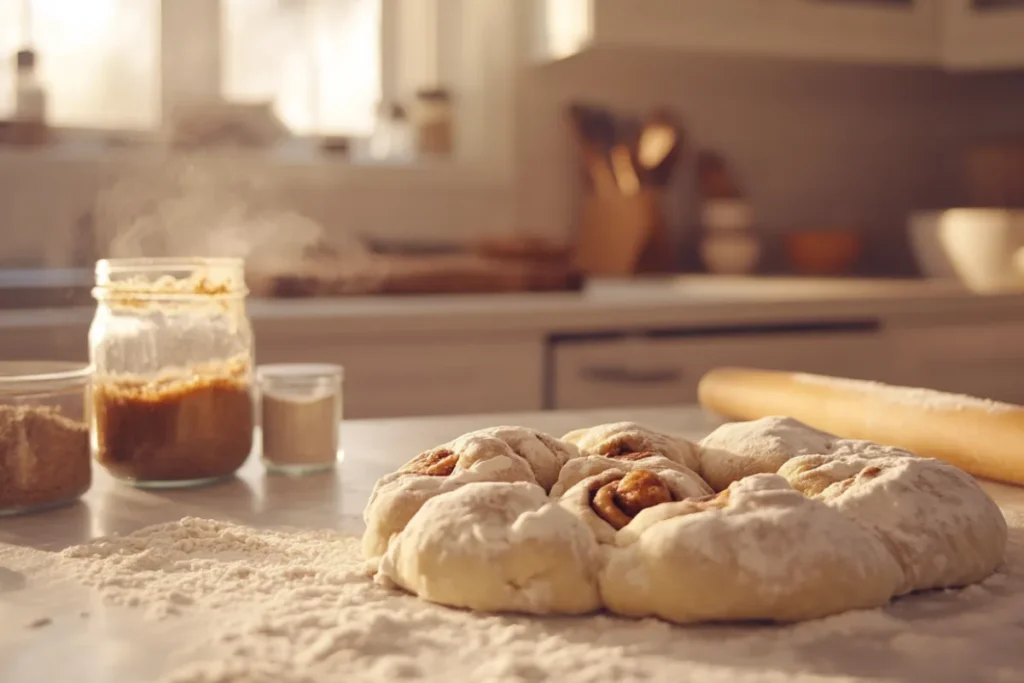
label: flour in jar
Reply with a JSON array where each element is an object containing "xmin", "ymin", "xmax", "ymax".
[{"xmin": 23, "ymin": 515, "xmax": 1020, "ymax": 683}]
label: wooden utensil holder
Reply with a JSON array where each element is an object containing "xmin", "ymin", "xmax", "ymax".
[{"xmin": 574, "ymin": 187, "xmax": 674, "ymax": 276}]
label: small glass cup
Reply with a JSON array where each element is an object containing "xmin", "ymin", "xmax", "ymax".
[
  {"xmin": 0, "ymin": 361, "xmax": 92, "ymax": 516},
  {"xmin": 257, "ymin": 364, "xmax": 343, "ymax": 475}
]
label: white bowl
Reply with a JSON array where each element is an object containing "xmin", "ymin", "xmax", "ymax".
[
  {"xmin": 908, "ymin": 209, "xmax": 1024, "ymax": 292},
  {"xmin": 701, "ymin": 199, "xmax": 754, "ymax": 233},
  {"xmin": 700, "ymin": 234, "xmax": 760, "ymax": 275}
]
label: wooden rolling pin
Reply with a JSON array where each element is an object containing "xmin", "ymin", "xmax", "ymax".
[{"xmin": 698, "ymin": 367, "xmax": 1024, "ymax": 486}]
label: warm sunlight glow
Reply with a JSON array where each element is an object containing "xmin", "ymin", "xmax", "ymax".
[
  {"xmin": 0, "ymin": 0, "xmax": 159, "ymax": 129},
  {"xmin": 545, "ymin": 0, "xmax": 592, "ymax": 60},
  {"xmin": 222, "ymin": 0, "xmax": 382, "ymax": 136}
]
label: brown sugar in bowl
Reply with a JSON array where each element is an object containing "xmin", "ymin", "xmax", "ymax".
[{"xmin": 784, "ymin": 230, "xmax": 863, "ymax": 276}]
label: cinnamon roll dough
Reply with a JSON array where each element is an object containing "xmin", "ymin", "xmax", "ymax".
[
  {"xmin": 362, "ymin": 432, "xmax": 539, "ymax": 559},
  {"xmin": 599, "ymin": 474, "xmax": 905, "ymax": 623},
  {"xmin": 364, "ymin": 420, "xmax": 1008, "ymax": 624},
  {"xmin": 562, "ymin": 422, "xmax": 701, "ymax": 472},
  {"xmin": 779, "ymin": 453, "xmax": 1008, "ymax": 594},
  {"xmin": 551, "ymin": 452, "xmax": 710, "ymax": 499},
  {"xmin": 378, "ymin": 481, "xmax": 602, "ymax": 615},
  {"xmin": 698, "ymin": 416, "xmax": 839, "ymax": 491},
  {"xmin": 473, "ymin": 425, "xmax": 579, "ymax": 491},
  {"xmin": 559, "ymin": 466, "xmax": 712, "ymax": 544},
  {"xmin": 698, "ymin": 416, "xmax": 921, "ymax": 493},
  {"xmin": 363, "ymin": 427, "xmax": 576, "ymax": 559}
]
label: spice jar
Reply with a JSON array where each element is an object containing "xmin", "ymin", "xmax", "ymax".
[
  {"xmin": 258, "ymin": 364, "xmax": 343, "ymax": 475},
  {"xmin": 89, "ymin": 258, "xmax": 255, "ymax": 488},
  {"xmin": 0, "ymin": 361, "xmax": 91, "ymax": 515},
  {"xmin": 411, "ymin": 88, "xmax": 453, "ymax": 157}
]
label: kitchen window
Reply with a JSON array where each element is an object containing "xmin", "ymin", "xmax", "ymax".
[
  {"xmin": 0, "ymin": 0, "xmax": 160, "ymax": 130},
  {"xmin": 221, "ymin": 0, "xmax": 383, "ymax": 137},
  {"xmin": 0, "ymin": 0, "xmax": 522, "ymax": 257},
  {"xmin": 0, "ymin": 0, "xmax": 427, "ymax": 138}
]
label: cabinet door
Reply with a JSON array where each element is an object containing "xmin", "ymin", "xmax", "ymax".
[
  {"xmin": 255, "ymin": 326, "xmax": 545, "ymax": 419},
  {"xmin": 0, "ymin": 321, "xmax": 90, "ymax": 362},
  {"xmin": 942, "ymin": 0, "xmax": 1024, "ymax": 70},
  {"xmin": 889, "ymin": 322, "xmax": 1024, "ymax": 403},
  {"xmin": 538, "ymin": 0, "xmax": 938, "ymax": 66},
  {"xmin": 590, "ymin": 0, "xmax": 774, "ymax": 57},
  {"xmin": 552, "ymin": 329, "xmax": 891, "ymax": 410},
  {"xmin": 766, "ymin": 0, "xmax": 939, "ymax": 66}
]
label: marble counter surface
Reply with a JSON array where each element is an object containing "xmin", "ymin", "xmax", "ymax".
[{"xmin": 2, "ymin": 406, "xmax": 1023, "ymax": 683}]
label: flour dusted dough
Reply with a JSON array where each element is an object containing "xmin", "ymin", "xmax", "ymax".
[
  {"xmin": 378, "ymin": 481, "xmax": 603, "ymax": 615},
  {"xmin": 698, "ymin": 416, "xmax": 839, "ymax": 491},
  {"xmin": 600, "ymin": 474, "xmax": 905, "ymax": 623},
  {"xmin": 562, "ymin": 422, "xmax": 701, "ymax": 472},
  {"xmin": 472, "ymin": 426, "xmax": 579, "ymax": 491},
  {"xmin": 779, "ymin": 453, "xmax": 1008, "ymax": 594},
  {"xmin": 362, "ymin": 433, "xmax": 539, "ymax": 559},
  {"xmin": 551, "ymin": 452, "xmax": 710, "ymax": 499},
  {"xmin": 559, "ymin": 466, "xmax": 712, "ymax": 544},
  {"xmin": 366, "ymin": 416, "xmax": 1008, "ymax": 625}
]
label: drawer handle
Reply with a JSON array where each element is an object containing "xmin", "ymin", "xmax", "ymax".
[{"xmin": 579, "ymin": 366, "xmax": 684, "ymax": 385}]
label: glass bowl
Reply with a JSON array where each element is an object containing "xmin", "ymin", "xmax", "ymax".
[{"xmin": 0, "ymin": 361, "xmax": 92, "ymax": 515}]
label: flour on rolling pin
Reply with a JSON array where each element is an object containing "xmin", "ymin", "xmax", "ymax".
[{"xmin": 792, "ymin": 373, "xmax": 1017, "ymax": 415}]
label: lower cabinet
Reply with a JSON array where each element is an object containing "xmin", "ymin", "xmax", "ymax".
[
  {"xmin": 4, "ymin": 311, "xmax": 1023, "ymax": 419},
  {"xmin": 255, "ymin": 327, "xmax": 546, "ymax": 419},
  {"xmin": 550, "ymin": 324, "xmax": 893, "ymax": 410},
  {"xmin": 0, "ymin": 321, "xmax": 90, "ymax": 362},
  {"xmin": 888, "ymin": 321, "xmax": 1024, "ymax": 404}
]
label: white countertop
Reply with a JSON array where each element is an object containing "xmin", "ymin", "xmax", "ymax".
[
  {"xmin": 2, "ymin": 406, "xmax": 1024, "ymax": 683},
  {"xmin": 4, "ymin": 277, "xmax": 1024, "ymax": 337}
]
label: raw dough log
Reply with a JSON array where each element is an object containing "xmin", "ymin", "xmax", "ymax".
[
  {"xmin": 379, "ymin": 481, "xmax": 603, "ymax": 615},
  {"xmin": 698, "ymin": 367, "xmax": 1024, "ymax": 486},
  {"xmin": 779, "ymin": 454, "xmax": 1008, "ymax": 594},
  {"xmin": 600, "ymin": 474, "xmax": 905, "ymax": 623}
]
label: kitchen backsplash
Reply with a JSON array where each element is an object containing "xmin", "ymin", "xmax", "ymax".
[
  {"xmin": 515, "ymin": 48, "xmax": 1024, "ymax": 275},
  {"xmin": 4, "ymin": 48, "xmax": 1024, "ymax": 273}
]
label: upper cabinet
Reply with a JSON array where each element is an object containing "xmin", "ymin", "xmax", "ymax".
[
  {"xmin": 536, "ymin": 0, "xmax": 1024, "ymax": 72},
  {"xmin": 941, "ymin": 0, "xmax": 1024, "ymax": 70}
]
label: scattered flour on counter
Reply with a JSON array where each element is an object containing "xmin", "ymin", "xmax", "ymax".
[
  {"xmin": 43, "ymin": 517, "xmax": 1024, "ymax": 683},
  {"xmin": 793, "ymin": 373, "xmax": 1017, "ymax": 414},
  {"xmin": 58, "ymin": 517, "xmax": 366, "ymax": 621}
]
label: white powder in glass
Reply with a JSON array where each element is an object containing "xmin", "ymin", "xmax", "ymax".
[{"xmin": 34, "ymin": 517, "xmax": 1024, "ymax": 683}]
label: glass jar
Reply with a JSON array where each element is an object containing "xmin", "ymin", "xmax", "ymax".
[
  {"xmin": 258, "ymin": 363, "xmax": 343, "ymax": 476},
  {"xmin": 411, "ymin": 88, "xmax": 453, "ymax": 158},
  {"xmin": 0, "ymin": 361, "xmax": 91, "ymax": 515},
  {"xmin": 89, "ymin": 258, "xmax": 255, "ymax": 488}
]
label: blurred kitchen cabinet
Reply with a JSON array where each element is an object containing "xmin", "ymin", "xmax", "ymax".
[
  {"xmin": 0, "ymin": 320, "xmax": 90, "ymax": 362},
  {"xmin": 255, "ymin": 327, "xmax": 546, "ymax": 419},
  {"xmin": 765, "ymin": 0, "xmax": 939, "ymax": 66},
  {"xmin": 550, "ymin": 326, "xmax": 893, "ymax": 410},
  {"xmin": 534, "ymin": 0, "xmax": 939, "ymax": 67},
  {"xmin": 887, "ymin": 321, "xmax": 1024, "ymax": 403},
  {"xmin": 941, "ymin": 0, "xmax": 1024, "ymax": 70}
]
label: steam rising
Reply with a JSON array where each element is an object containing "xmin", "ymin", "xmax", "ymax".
[{"xmin": 93, "ymin": 160, "xmax": 371, "ymax": 276}]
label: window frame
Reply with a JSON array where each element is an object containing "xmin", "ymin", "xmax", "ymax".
[{"xmin": 159, "ymin": 0, "xmax": 522, "ymax": 189}]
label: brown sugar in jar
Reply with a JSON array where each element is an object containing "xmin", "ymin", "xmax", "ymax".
[{"xmin": 93, "ymin": 362, "xmax": 254, "ymax": 486}]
